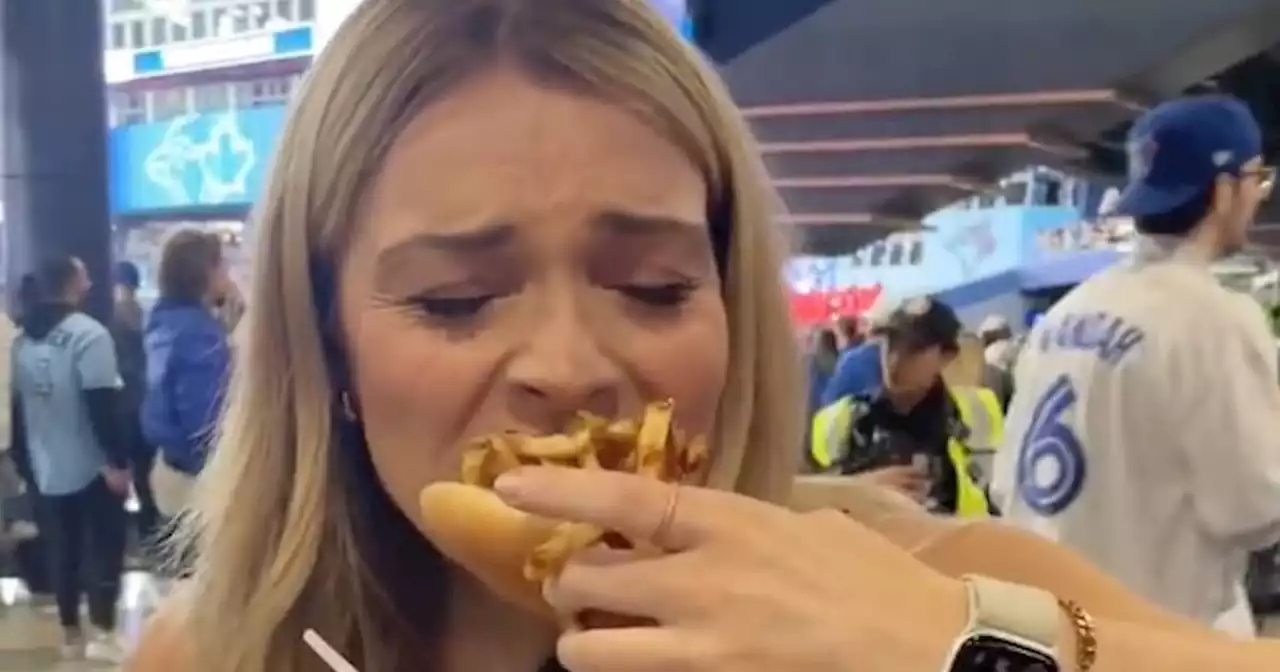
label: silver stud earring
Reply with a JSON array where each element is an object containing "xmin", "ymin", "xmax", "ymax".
[{"xmin": 339, "ymin": 391, "xmax": 359, "ymax": 422}]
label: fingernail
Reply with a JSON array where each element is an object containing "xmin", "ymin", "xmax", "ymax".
[{"xmin": 494, "ymin": 469, "xmax": 531, "ymax": 501}]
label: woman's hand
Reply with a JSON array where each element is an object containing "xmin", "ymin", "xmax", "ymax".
[
  {"xmin": 791, "ymin": 473, "xmax": 960, "ymax": 554},
  {"xmin": 848, "ymin": 464, "xmax": 930, "ymax": 503},
  {"xmin": 494, "ymin": 467, "xmax": 969, "ymax": 672},
  {"xmin": 100, "ymin": 466, "xmax": 132, "ymax": 495}
]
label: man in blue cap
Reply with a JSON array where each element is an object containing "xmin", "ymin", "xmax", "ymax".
[{"xmin": 995, "ymin": 95, "xmax": 1280, "ymax": 637}]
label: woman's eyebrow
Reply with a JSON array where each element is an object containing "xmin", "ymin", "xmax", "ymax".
[
  {"xmin": 374, "ymin": 222, "xmax": 516, "ymax": 291},
  {"xmin": 592, "ymin": 210, "xmax": 704, "ymax": 237}
]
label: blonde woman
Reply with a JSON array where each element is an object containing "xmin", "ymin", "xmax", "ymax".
[{"xmin": 132, "ymin": 1, "xmax": 1280, "ymax": 671}]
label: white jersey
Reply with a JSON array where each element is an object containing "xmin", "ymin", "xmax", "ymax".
[{"xmin": 994, "ymin": 239, "xmax": 1280, "ymax": 637}]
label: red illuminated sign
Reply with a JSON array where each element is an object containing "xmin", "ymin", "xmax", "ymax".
[{"xmin": 789, "ymin": 284, "xmax": 883, "ymax": 326}]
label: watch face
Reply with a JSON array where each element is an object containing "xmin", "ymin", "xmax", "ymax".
[{"xmin": 952, "ymin": 635, "xmax": 1059, "ymax": 672}]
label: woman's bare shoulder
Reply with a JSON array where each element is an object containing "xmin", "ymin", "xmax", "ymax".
[{"xmin": 128, "ymin": 590, "xmax": 196, "ymax": 671}]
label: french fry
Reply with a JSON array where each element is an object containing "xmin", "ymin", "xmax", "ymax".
[{"xmin": 456, "ymin": 399, "xmax": 701, "ymax": 585}]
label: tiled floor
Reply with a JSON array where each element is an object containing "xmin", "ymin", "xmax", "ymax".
[{"xmin": 0, "ymin": 574, "xmax": 154, "ymax": 672}]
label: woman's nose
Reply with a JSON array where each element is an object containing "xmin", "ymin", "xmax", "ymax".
[{"xmin": 505, "ymin": 304, "xmax": 621, "ymax": 420}]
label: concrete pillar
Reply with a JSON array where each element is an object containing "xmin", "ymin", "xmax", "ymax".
[{"xmin": 1, "ymin": 0, "xmax": 113, "ymax": 321}]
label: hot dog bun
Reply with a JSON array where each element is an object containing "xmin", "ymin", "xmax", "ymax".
[
  {"xmin": 419, "ymin": 481, "xmax": 658, "ymax": 629},
  {"xmin": 418, "ymin": 482, "xmax": 557, "ymax": 618},
  {"xmin": 417, "ymin": 401, "xmax": 706, "ymax": 625}
]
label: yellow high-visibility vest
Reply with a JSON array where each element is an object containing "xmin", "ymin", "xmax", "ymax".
[
  {"xmin": 809, "ymin": 385, "xmax": 1003, "ymax": 518},
  {"xmin": 950, "ymin": 386, "xmax": 1005, "ymax": 453},
  {"xmin": 810, "ymin": 396, "xmax": 855, "ymax": 472}
]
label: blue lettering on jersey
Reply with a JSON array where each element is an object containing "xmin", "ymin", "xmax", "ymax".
[
  {"xmin": 1017, "ymin": 374, "xmax": 1086, "ymax": 515},
  {"xmin": 1034, "ymin": 311, "xmax": 1145, "ymax": 365}
]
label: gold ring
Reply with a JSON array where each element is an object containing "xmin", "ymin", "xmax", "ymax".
[{"xmin": 651, "ymin": 483, "xmax": 682, "ymax": 548}]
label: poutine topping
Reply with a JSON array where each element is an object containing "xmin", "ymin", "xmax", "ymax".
[{"xmin": 461, "ymin": 400, "xmax": 706, "ymax": 581}]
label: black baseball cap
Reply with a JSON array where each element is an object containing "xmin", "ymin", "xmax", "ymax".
[
  {"xmin": 870, "ymin": 296, "xmax": 961, "ymax": 353},
  {"xmin": 115, "ymin": 260, "xmax": 141, "ymax": 291}
]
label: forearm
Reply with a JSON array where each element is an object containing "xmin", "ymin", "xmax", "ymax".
[
  {"xmin": 911, "ymin": 578, "xmax": 1271, "ymax": 672},
  {"xmin": 794, "ymin": 479, "xmax": 1242, "ymax": 638},
  {"xmin": 847, "ymin": 511, "xmax": 1210, "ymax": 636},
  {"xmin": 913, "ymin": 521, "xmax": 1207, "ymax": 635},
  {"xmin": 83, "ymin": 388, "xmax": 128, "ymax": 469},
  {"xmin": 1074, "ymin": 614, "xmax": 1276, "ymax": 672},
  {"xmin": 9, "ymin": 396, "xmax": 34, "ymax": 484}
]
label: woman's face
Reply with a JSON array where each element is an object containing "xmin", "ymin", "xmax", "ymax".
[
  {"xmin": 338, "ymin": 67, "xmax": 729, "ymax": 529},
  {"xmin": 208, "ymin": 257, "xmax": 233, "ymax": 303}
]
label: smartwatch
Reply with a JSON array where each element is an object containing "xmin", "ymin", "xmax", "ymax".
[{"xmin": 944, "ymin": 575, "xmax": 1062, "ymax": 672}]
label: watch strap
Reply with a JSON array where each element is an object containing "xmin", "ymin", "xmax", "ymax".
[{"xmin": 963, "ymin": 574, "xmax": 1060, "ymax": 650}]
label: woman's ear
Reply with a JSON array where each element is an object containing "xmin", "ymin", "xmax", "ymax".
[{"xmin": 309, "ymin": 257, "xmax": 361, "ymax": 421}]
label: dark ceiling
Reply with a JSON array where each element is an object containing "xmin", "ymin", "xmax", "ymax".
[{"xmin": 695, "ymin": 0, "xmax": 1280, "ymax": 253}]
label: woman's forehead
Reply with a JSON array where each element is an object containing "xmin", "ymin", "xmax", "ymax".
[{"xmin": 360, "ymin": 68, "xmax": 710, "ymax": 245}]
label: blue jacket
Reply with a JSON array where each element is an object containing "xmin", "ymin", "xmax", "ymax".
[
  {"xmin": 140, "ymin": 299, "xmax": 230, "ymax": 475},
  {"xmin": 820, "ymin": 341, "xmax": 885, "ymax": 407},
  {"xmin": 806, "ymin": 355, "xmax": 835, "ymax": 420}
]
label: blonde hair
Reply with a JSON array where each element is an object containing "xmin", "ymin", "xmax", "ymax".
[{"xmin": 184, "ymin": 1, "xmax": 803, "ymax": 670}]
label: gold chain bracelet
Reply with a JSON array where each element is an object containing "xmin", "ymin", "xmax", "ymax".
[{"xmin": 1058, "ymin": 598, "xmax": 1097, "ymax": 672}]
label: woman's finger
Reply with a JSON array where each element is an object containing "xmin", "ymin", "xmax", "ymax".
[
  {"xmin": 494, "ymin": 467, "xmax": 765, "ymax": 550},
  {"xmin": 570, "ymin": 545, "xmax": 644, "ymax": 567},
  {"xmin": 545, "ymin": 550, "xmax": 694, "ymax": 622},
  {"xmin": 557, "ymin": 626, "xmax": 707, "ymax": 672}
]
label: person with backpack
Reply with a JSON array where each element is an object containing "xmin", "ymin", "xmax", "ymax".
[{"xmin": 142, "ymin": 230, "xmax": 232, "ymax": 520}]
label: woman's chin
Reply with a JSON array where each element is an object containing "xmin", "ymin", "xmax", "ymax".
[
  {"xmin": 445, "ymin": 564, "xmax": 556, "ymax": 629},
  {"xmin": 440, "ymin": 567, "xmax": 560, "ymax": 669}
]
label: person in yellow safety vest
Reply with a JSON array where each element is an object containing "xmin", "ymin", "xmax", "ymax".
[{"xmin": 811, "ymin": 296, "xmax": 1004, "ymax": 517}]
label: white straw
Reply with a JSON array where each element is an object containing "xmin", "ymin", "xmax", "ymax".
[{"xmin": 303, "ymin": 629, "xmax": 361, "ymax": 672}]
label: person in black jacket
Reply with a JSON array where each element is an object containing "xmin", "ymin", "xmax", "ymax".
[
  {"xmin": 112, "ymin": 261, "xmax": 159, "ymax": 547},
  {"xmin": 10, "ymin": 255, "xmax": 130, "ymax": 662}
]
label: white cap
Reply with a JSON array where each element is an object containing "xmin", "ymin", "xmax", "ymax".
[
  {"xmin": 861, "ymin": 297, "xmax": 900, "ymax": 330},
  {"xmin": 978, "ymin": 315, "xmax": 1010, "ymax": 335}
]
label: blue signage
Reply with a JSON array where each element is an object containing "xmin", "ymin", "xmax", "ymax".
[
  {"xmin": 1022, "ymin": 204, "xmax": 1135, "ymax": 263},
  {"xmin": 787, "ymin": 206, "xmax": 1034, "ymax": 299},
  {"xmin": 110, "ymin": 106, "xmax": 286, "ymax": 214},
  {"xmin": 784, "ymin": 203, "xmax": 1123, "ymax": 306}
]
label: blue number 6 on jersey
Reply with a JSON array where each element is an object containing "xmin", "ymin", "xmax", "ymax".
[{"xmin": 1016, "ymin": 374, "xmax": 1086, "ymax": 515}]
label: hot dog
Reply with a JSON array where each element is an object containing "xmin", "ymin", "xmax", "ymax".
[{"xmin": 418, "ymin": 400, "xmax": 706, "ymax": 623}]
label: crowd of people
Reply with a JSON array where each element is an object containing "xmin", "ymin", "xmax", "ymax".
[
  {"xmin": 0, "ymin": 229, "xmax": 238, "ymax": 662},
  {"xmin": 0, "ymin": 1, "xmax": 1279, "ymax": 671},
  {"xmin": 803, "ymin": 96, "xmax": 1280, "ymax": 645}
]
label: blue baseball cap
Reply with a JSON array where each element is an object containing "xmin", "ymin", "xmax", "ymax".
[{"xmin": 1109, "ymin": 96, "xmax": 1263, "ymax": 218}]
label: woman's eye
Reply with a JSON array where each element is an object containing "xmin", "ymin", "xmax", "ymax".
[
  {"xmin": 410, "ymin": 295, "xmax": 494, "ymax": 320},
  {"xmin": 616, "ymin": 282, "xmax": 696, "ymax": 307}
]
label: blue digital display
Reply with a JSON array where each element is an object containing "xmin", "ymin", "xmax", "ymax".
[
  {"xmin": 109, "ymin": 106, "xmax": 286, "ymax": 214},
  {"xmin": 109, "ymin": 4, "xmax": 690, "ymax": 216}
]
